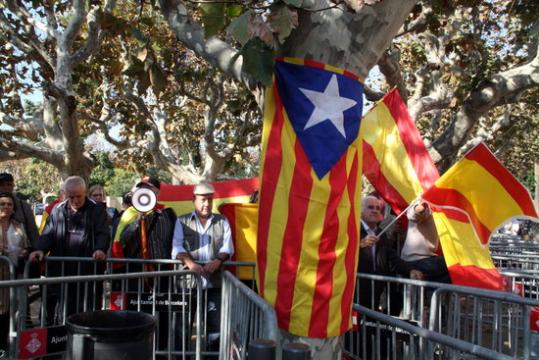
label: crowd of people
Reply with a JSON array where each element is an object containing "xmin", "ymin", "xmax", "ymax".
[
  {"xmin": 0, "ymin": 173, "xmax": 233, "ymax": 354},
  {"xmin": 0, "ymin": 170, "xmax": 455, "ymax": 354}
]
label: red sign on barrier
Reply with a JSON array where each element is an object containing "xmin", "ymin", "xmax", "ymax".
[
  {"xmin": 352, "ymin": 310, "xmax": 359, "ymax": 332},
  {"xmin": 513, "ymin": 282, "xmax": 524, "ymax": 297},
  {"xmin": 18, "ymin": 328, "xmax": 47, "ymax": 359},
  {"xmin": 110, "ymin": 291, "xmax": 126, "ymax": 310},
  {"xmin": 530, "ymin": 306, "xmax": 539, "ymax": 332}
]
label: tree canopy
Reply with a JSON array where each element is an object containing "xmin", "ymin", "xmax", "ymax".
[{"xmin": 0, "ymin": 0, "xmax": 538, "ymax": 187}]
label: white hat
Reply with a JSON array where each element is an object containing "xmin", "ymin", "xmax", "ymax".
[{"xmin": 193, "ymin": 183, "xmax": 215, "ymax": 195}]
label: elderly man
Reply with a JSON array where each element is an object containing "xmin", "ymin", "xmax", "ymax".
[
  {"xmin": 28, "ymin": 176, "xmax": 110, "ymax": 323},
  {"xmin": 172, "ymin": 182, "xmax": 234, "ymax": 354},
  {"xmin": 358, "ymin": 195, "xmax": 423, "ymax": 310}
]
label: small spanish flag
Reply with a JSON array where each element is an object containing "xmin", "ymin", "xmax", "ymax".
[{"xmin": 423, "ymin": 143, "xmax": 538, "ymax": 289}]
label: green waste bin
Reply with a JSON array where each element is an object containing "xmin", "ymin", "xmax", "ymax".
[{"xmin": 66, "ymin": 310, "xmax": 155, "ymax": 360}]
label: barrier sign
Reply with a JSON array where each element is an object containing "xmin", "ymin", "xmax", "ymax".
[
  {"xmin": 530, "ymin": 306, "xmax": 539, "ymax": 332},
  {"xmin": 110, "ymin": 292, "xmax": 190, "ymax": 312},
  {"xmin": 18, "ymin": 326, "xmax": 66, "ymax": 359}
]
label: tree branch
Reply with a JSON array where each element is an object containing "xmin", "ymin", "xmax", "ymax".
[
  {"xmin": 61, "ymin": 0, "xmax": 86, "ymax": 52},
  {"xmin": 0, "ymin": 112, "xmax": 43, "ymax": 141},
  {"xmin": 377, "ymin": 46, "xmax": 408, "ymax": 101},
  {"xmin": 160, "ymin": 0, "xmax": 247, "ymax": 87},
  {"xmin": 0, "ymin": 12, "xmax": 54, "ymax": 69},
  {"xmin": 432, "ymin": 41, "xmax": 539, "ymax": 166},
  {"xmin": 0, "ymin": 136, "xmax": 63, "ymax": 165},
  {"xmin": 71, "ymin": 5, "xmax": 103, "ymax": 65}
]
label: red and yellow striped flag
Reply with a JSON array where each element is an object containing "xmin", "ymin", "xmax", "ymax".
[
  {"xmin": 360, "ymin": 90, "xmax": 510, "ymax": 290},
  {"xmin": 361, "ymin": 89, "xmax": 439, "ymax": 213},
  {"xmin": 218, "ymin": 203, "xmax": 258, "ymax": 280},
  {"xmin": 257, "ymin": 58, "xmax": 363, "ymax": 337},
  {"xmin": 423, "ymin": 143, "xmax": 538, "ymax": 289}
]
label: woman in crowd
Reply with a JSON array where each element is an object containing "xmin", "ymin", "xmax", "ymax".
[
  {"xmin": 0, "ymin": 192, "xmax": 30, "ymax": 350},
  {"xmin": 88, "ymin": 184, "xmax": 119, "ymax": 221}
]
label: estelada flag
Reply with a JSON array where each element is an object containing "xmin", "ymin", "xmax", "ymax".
[
  {"xmin": 257, "ymin": 58, "xmax": 363, "ymax": 338},
  {"xmin": 422, "ymin": 143, "xmax": 538, "ymax": 289},
  {"xmin": 361, "ymin": 89, "xmax": 439, "ymax": 213}
]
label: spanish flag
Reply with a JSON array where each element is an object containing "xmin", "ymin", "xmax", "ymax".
[
  {"xmin": 423, "ymin": 143, "xmax": 538, "ymax": 289},
  {"xmin": 257, "ymin": 58, "xmax": 363, "ymax": 338},
  {"xmin": 360, "ymin": 90, "xmax": 506, "ymax": 290},
  {"xmin": 361, "ymin": 89, "xmax": 439, "ymax": 213}
]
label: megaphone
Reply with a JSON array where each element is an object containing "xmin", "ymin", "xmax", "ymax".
[{"xmin": 131, "ymin": 187, "xmax": 157, "ymax": 213}]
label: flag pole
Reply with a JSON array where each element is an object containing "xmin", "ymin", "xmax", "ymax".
[{"xmin": 376, "ymin": 201, "xmax": 416, "ymax": 237}]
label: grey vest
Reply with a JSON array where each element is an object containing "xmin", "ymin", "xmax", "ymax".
[{"xmin": 178, "ymin": 213, "xmax": 227, "ymax": 287}]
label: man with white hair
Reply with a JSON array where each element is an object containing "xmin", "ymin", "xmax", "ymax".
[{"xmin": 29, "ymin": 176, "xmax": 110, "ymax": 323}]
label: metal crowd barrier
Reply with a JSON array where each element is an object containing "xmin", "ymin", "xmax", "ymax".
[
  {"xmin": 353, "ymin": 304, "xmax": 515, "ymax": 360},
  {"xmin": 4, "ymin": 257, "xmax": 268, "ymax": 359},
  {"xmin": 492, "ymin": 256, "xmax": 539, "ymax": 271},
  {"xmin": 501, "ymin": 270, "xmax": 539, "ymax": 299},
  {"xmin": 428, "ymin": 283, "xmax": 538, "ymax": 359},
  {"xmin": 1, "ymin": 268, "xmax": 203, "ymax": 359},
  {"xmin": 0, "ymin": 256, "xmax": 16, "ymax": 358},
  {"xmin": 344, "ymin": 273, "xmax": 539, "ymax": 359},
  {"xmin": 220, "ymin": 271, "xmax": 278, "ymax": 360}
]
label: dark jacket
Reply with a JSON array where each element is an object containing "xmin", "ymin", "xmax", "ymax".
[
  {"xmin": 37, "ymin": 199, "xmax": 110, "ymax": 257},
  {"xmin": 358, "ymin": 224, "xmax": 411, "ymax": 276},
  {"xmin": 120, "ymin": 207, "xmax": 176, "ymax": 260},
  {"xmin": 13, "ymin": 197, "xmax": 39, "ymax": 247},
  {"xmin": 357, "ymin": 224, "xmax": 411, "ymax": 310}
]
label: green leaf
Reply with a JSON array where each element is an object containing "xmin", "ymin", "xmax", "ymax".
[
  {"xmin": 226, "ymin": 4, "xmax": 243, "ymax": 18},
  {"xmin": 200, "ymin": 3, "xmax": 226, "ymax": 38},
  {"xmin": 241, "ymin": 38, "xmax": 274, "ymax": 86},
  {"xmin": 228, "ymin": 10, "xmax": 253, "ymax": 46},
  {"xmin": 268, "ymin": 6, "xmax": 298, "ymax": 44}
]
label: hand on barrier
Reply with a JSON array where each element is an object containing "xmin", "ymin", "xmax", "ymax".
[
  {"xmin": 203, "ymin": 259, "xmax": 222, "ymax": 274},
  {"xmin": 92, "ymin": 250, "xmax": 106, "ymax": 261},
  {"xmin": 28, "ymin": 250, "xmax": 44, "ymax": 262},
  {"xmin": 409, "ymin": 269, "xmax": 424, "ymax": 280}
]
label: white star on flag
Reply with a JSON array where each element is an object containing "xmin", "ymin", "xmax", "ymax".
[{"xmin": 299, "ymin": 74, "xmax": 357, "ymax": 138}]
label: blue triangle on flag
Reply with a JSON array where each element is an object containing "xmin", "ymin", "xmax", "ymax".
[{"xmin": 274, "ymin": 61, "xmax": 363, "ymax": 179}]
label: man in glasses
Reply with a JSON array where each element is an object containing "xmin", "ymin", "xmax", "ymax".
[
  {"xmin": 357, "ymin": 195, "xmax": 423, "ymax": 310},
  {"xmin": 355, "ymin": 195, "xmax": 424, "ymax": 359}
]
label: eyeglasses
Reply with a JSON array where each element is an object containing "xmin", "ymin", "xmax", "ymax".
[
  {"xmin": 0, "ymin": 202, "xmax": 13, "ymax": 207},
  {"xmin": 367, "ymin": 205, "xmax": 382, "ymax": 211}
]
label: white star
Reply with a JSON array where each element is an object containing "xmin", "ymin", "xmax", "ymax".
[{"xmin": 299, "ymin": 74, "xmax": 357, "ymax": 138}]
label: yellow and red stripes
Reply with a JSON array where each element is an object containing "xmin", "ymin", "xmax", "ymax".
[
  {"xmin": 257, "ymin": 59, "xmax": 362, "ymax": 337},
  {"xmin": 424, "ymin": 143, "xmax": 538, "ymax": 245},
  {"xmin": 361, "ymin": 89, "xmax": 439, "ymax": 213}
]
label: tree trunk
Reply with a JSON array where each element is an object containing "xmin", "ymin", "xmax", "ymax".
[{"xmin": 279, "ymin": 0, "xmax": 417, "ymax": 79}]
